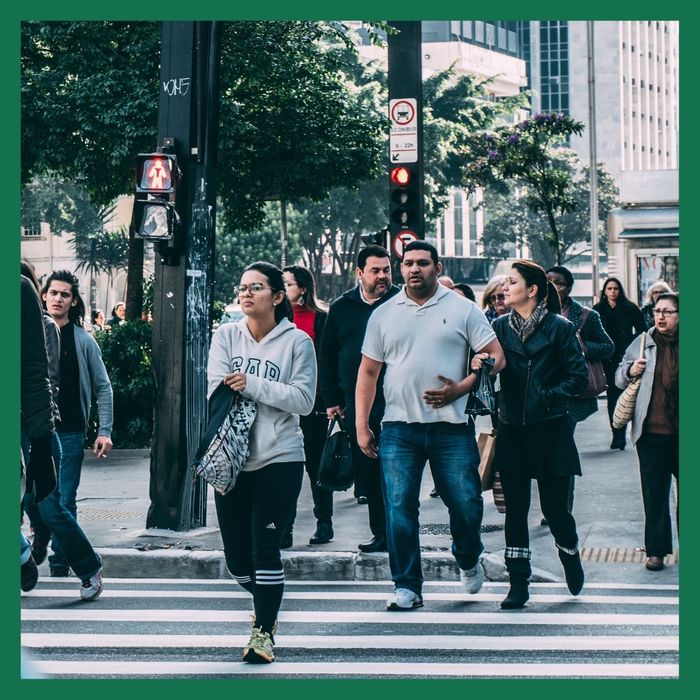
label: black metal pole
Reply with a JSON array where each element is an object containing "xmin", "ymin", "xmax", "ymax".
[{"xmin": 147, "ymin": 21, "xmax": 221, "ymax": 530}]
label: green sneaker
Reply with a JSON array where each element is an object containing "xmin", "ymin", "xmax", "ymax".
[{"xmin": 243, "ymin": 627, "xmax": 275, "ymax": 663}]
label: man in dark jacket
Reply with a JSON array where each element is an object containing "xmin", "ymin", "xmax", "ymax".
[
  {"xmin": 21, "ymin": 275, "xmax": 57, "ymax": 592},
  {"xmin": 319, "ymin": 245, "xmax": 399, "ymax": 552}
]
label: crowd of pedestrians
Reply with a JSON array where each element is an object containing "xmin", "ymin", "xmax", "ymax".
[{"xmin": 21, "ymin": 245, "xmax": 679, "ymax": 667}]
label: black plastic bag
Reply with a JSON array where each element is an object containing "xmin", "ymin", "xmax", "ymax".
[
  {"xmin": 465, "ymin": 357, "xmax": 497, "ymax": 417},
  {"xmin": 316, "ymin": 416, "xmax": 355, "ymax": 492}
]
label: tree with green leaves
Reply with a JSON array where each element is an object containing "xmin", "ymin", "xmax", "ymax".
[
  {"xmin": 461, "ymin": 112, "xmax": 586, "ymax": 264},
  {"xmin": 21, "ymin": 21, "xmax": 388, "ymax": 314},
  {"xmin": 282, "ymin": 67, "xmax": 529, "ymax": 299},
  {"xmin": 479, "ymin": 149, "xmax": 619, "ymax": 268}
]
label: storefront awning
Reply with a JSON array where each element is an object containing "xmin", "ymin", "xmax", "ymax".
[{"xmin": 619, "ymin": 228, "xmax": 679, "ymax": 238}]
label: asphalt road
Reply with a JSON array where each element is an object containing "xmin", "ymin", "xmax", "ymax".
[{"xmin": 22, "ymin": 578, "xmax": 678, "ymax": 679}]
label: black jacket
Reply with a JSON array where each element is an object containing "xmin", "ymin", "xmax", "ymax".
[
  {"xmin": 319, "ymin": 284, "xmax": 400, "ymax": 420},
  {"xmin": 21, "ymin": 276, "xmax": 55, "ymax": 440},
  {"xmin": 593, "ymin": 299, "xmax": 645, "ymax": 368},
  {"xmin": 493, "ymin": 311, "xmax": 589, "ymax": 426}
]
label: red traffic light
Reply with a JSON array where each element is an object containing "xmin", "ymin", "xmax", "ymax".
[
  {"xmin": 390, "ymin": 166, "xmax": 412, "ymax": 187},
  {"xmin": 141, "ymin": 158, "xmax": 172, "ymax": 192},
  {"xmin": 135, "ymin": 153, "xmax": 178, "ymax": 194}
]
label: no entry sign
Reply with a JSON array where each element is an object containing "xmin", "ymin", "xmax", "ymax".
[{"xmin": 392, "ymin": 230, "xmax": 419, "ymax": 258}]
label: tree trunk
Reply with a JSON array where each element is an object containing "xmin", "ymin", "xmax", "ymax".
[{"xmin": 125, "ymin": 233, "xmax": 144, "ymax": 320}]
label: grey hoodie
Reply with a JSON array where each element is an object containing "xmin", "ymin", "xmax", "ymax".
[{"xmin": 207, "ymin": 317, "xmax": 317, "ymax": 471}]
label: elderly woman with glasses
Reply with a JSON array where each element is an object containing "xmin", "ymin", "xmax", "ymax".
[
  {"xmin": 641, "ymin": 281, "xmax": 673, "ymax": 330},
  {"xmin": 481, "ymin": 276, "xmax": 508, "ymax": 323},
  {"xmin": 615, "ymin": 293, "xmax": 679, "ymax": 573}
]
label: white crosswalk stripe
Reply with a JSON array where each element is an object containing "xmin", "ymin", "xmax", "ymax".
[{"xmin": 21, "ymin": 579, "xmax": 678, "ymax": 679}]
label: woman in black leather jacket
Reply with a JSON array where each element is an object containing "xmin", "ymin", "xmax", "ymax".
[{"xmin": 472, "ymin": 260, "xmax": 588, "ymax": 610}]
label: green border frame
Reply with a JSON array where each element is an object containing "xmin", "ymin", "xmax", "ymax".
[{"xmin": 4, "ymin": 2, "xmax": 692, "ymax": 698}]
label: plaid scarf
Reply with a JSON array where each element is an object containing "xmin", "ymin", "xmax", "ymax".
[{"xmin": 508, "ymin": 299, "xmax": 549, "ymax": 343}]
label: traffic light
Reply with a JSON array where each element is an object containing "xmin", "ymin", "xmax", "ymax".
[
  {"xmin": 361, "ymin": 226, "xmax": 390, "ymax": 248},
  {"xmin": 389, "ymin": 165, "xmax": 419, "ymax": 234},
  {"xmin": 131, "ymin": 152, "xmax": 181, "ymax": 241}
]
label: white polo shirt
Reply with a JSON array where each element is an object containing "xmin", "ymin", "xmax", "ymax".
[{"xmin": 362, "ymin": 284, "xmax": 496, "ymax": 424}]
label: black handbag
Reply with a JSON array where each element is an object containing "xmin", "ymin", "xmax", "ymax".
[
  {"xmin": 316, "ymin": 416, "xmax": 355, "ymax": 492},
  {"xmin": 465, "ymin": 357, "xmax": 497, "ymax": 416}
]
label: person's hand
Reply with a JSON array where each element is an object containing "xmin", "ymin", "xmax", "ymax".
[
  {"xmin": 326, "ymin": 405, "xmax": 344, "ymax": 420},
  {"xmin": 471, "ymin": 353, "xmax": 490, "ymax": 372},
  {"xmin": 423, "ymin": 375, "xmax": 461, "ymax": 409},
  {"xmin": 629, "ymin": 359, "xmax": 647, "ymax": 377},
  {"xmin": 224, "ymin": 372, "xmax": 247, "ymax": 392},
  {"xmin": 27, "ymin": 435, "xmax": 57, "ymax": 504},
  {"xmin": 93, "ymin": 435, "xmax": 113, "ymax": 459},
  {"xmin": 357, "ymin": 426, "xmax": 378, "ymax": 459}
]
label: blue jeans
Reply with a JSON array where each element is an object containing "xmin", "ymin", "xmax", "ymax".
[
  {"xmin": 21, "ymin": 433, "xmax": 101, "ymax": 579},
  {"xmin": 55, "ymin": 431, "xmax": 86, "ymax": 521},
  {"xmin": 379, "ymin": 422, "xmax": 484, "ymax": 594}
]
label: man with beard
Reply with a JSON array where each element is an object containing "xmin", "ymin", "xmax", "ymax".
[{"xmin": 318, "ymin": 246, "xmax": 399, "ymax": 552}]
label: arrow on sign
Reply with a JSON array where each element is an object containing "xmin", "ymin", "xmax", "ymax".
[{"xmin": 392, "ymin": 153, "xmax": 400, "ymax": 161}]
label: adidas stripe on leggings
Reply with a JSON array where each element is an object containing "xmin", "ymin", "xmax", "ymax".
[{"xmin": 215, "ymin": 461, "xmax": 304, "ymax": 634}]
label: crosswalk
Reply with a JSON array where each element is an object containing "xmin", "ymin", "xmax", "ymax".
[{"xmin": 21, "ymin": 578, "xmax": 678, "ymax": 678}]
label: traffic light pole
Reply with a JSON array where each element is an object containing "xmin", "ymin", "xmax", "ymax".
[
  {"xmin": 147, "ymin": 21, "xmax": 222, "ymax": 530},
  {"xmin": 387, "ymin": 21, "xmax": 425, "ymax": 272}
]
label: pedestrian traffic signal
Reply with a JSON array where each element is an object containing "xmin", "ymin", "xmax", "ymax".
[
  {"xmin": 132, "ymin": 199, "xmax": 180, "ymax": 240},
  {"xmin": 390, "ymin": 166, "xmax": 419, "ymax": 231},
  {"xmin": 135, "ymin": 153, "xmax": 179, "ymax": 194},
  {"xmin": 132, "ymin": 151, "xmax": 180, "ymax": 241}
]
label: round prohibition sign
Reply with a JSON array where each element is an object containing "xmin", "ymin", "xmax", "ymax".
[
  {"xmin": 391, "ymin": 100, "xmax": 416, "ymax": 126},
  {"xmin": 392, "ymin": 231, "xmax": 419, "ymax": 259}
]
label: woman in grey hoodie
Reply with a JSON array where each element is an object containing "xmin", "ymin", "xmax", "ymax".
[{"xmin": 207, "ymin": 261, "xmax": 316, "ymax": 664}]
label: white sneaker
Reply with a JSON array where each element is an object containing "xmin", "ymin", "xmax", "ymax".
[
  {"xmin": 387, "ymin": 587, "xmax": 424, "ymax": 610},
  {"xmin": 80, "ymin": 569, "xmax": 103, "ymax": 601},
  {"xmin": 460, "ymin": 561, "xmax": 485, "ymax": 594}
]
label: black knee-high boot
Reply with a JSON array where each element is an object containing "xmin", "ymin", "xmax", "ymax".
[{"xmin": 502, "ymin": 555, "xmax": 531, "ymax": 609}]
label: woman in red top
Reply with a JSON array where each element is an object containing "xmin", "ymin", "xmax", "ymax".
[{"xmin": 282, "ymin": 266, "xmax": 330, "ymax": 546}]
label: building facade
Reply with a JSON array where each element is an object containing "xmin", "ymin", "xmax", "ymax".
[{"xmin": 525, "ymin": 20, "xmax": 679, "ymax": 303}]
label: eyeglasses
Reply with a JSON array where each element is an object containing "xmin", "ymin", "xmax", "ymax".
[
  {"xmin": 652, "ymin": 309, "xmax": 678, "ymax": 317},
  {"xmin": 234, "ymin": 283, "xmax": 272, "ymax": 295},
  {"xmin": 490, "ymin": 294, "xmax": 506, "ymax": 302}
]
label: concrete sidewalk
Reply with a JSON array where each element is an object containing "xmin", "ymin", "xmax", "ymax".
[{"xmin": 26, "ymin": 403, "xmax": 679, "ymax": 585}]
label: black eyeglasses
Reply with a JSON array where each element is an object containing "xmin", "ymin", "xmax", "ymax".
[
  {"xmin": 490, "ymin": 293, "xmax": 505, "ymax": 302},
  {"xmin": 652, "ymin": 309, "xmax": 678, "ymax": 317}
]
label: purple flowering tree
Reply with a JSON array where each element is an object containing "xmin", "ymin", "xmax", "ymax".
[{"xmin": 461, "ymin": 112, "xmax": 586, "ymax": 264}]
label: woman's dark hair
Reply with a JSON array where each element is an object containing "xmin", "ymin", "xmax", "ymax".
[
  {"xmin": 21, "ymin": 259, "xmax": 41, "ymax": 294},
  {"xmin": 655, "ymin": 292, "xmax": 679, "ymax": 312},
  {"xmin": 453, "ymin": 282, "xmax": 476, "ymax": 302},
  {"xmin": 283, "ymin": 265, "xmax": 328, "ymax": 313},
  {"xmin": 546, "ymin": 265, "xmax": 574, "ymax": 288},
  {"xmin": 91, "ymin": 308, "xmax": 105, "ymax": 325},
  {"xmin": 512, "ymin": 260, "xmax": 561, "ymax": 314},
  {"xmin": 244, "ymin": 261, "xmax": 294, "ymax": 323},
  {"xmin": 599, "ymin": 277, "xmax": 632, "ymax": 306},
  {"xmin": 111, "ymin": 301, "xmax": 125, "ymax": 318},
  {"xmin": 40, "ymin": 269, "xmax": 85, "ymax": 326}
]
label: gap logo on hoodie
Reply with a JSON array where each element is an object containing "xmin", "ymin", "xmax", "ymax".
[{"xmin": 230, "ymin": 356, "xmax": 281, "ymax": 381}]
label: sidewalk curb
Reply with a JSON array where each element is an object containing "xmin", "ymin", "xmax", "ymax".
[{"xmin": 96, "ymin": 547, "xmax": 561, "ymax": 583}]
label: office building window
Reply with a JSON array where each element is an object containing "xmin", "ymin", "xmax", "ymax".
[{"xmin": 539, "ymin": 21, "xmax": 569, "ymax": 115}]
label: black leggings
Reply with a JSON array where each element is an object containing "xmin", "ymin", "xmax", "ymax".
[
  {"xmin": 215, "ymin": 461, "xmax": 304, "ymax": 634},
  {"xmin": 500, "ymin": 471, "xmax": 579, "ymax": 552}
]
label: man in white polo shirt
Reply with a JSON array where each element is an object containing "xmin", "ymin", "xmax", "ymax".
[{"xmin": 356, "ymin": 241, "xmax": 505, "ymax": 610}]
